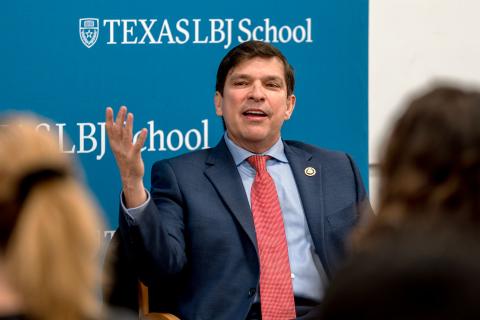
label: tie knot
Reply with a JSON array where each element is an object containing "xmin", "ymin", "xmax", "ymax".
[{"xmin": 247, "ymin": 155, "xmax": 271, "ymax": 173}]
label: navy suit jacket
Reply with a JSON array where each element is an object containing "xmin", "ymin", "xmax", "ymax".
[{"xmin": 114, "ymin": 138, "xmax": 368, "ymax": 320}]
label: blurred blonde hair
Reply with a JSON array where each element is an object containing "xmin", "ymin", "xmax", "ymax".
[{"xmin": 0, "ymin": 115, "xmax": 103, "ymax": 320}]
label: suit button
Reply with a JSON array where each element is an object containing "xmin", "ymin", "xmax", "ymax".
[{"xmin": 248, "ymin": 288, "xmax": 256, "ymax": 297}]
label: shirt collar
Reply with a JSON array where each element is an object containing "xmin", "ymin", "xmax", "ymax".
[{"xmin": 223, "ymin": 132, "xmax": 288, "ymax": 166}]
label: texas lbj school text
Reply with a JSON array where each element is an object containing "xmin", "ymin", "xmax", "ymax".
[{"xmin": 33, "ymin": 119, "xmax": 210, "ymax": 160}]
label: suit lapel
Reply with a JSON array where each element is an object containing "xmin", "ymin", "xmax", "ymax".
[
  {"xmin": 204, "ymin": 139, "xmax": 258, "ymax": 252},
  {"xmin": 283, "ymin": 142, "xmax": 329, "ymax": 273}
]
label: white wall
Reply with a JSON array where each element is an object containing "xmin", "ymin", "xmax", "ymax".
[{"xmin": 369, "ymin": 0, "xmax": 480, "ymax": 210}]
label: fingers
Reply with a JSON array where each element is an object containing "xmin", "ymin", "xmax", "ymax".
[
  {"xmin": 133, "ymin": 128, "xmax": 148, "ymax": 153},
  {"xmin": 105, "ymin": 107, "xmax": 114, "ymax": 135},
  {"xmin": 115, "ymin": 106, "xmax": 127, "ymax": 127},
  {"xmin": 105, "ymin": 106, "xmax": 128, "ymax": 140},
  {"xmin": 106, "ymin": 107, "xmax": 114, "ymax": 125},
  {"xmin": 124, "ymin": 112, "xmax": 133, "ymax": 143},
  {"xmin": 105, "ymin": 106, "xmax": 146, "ymax": 152}
]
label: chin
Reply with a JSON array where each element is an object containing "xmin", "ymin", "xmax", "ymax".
[{"xmin": 243, "ymin": 133, "xmax": 268, "ymax": 143}]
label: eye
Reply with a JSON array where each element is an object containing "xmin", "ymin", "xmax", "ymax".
[
  {"xmin": 232, "ymin": 80, "xmax": 249, "ymax": 87},
  {"xmin": 266, "ymin": 82, "xmax": 281, "ymax": 88}
]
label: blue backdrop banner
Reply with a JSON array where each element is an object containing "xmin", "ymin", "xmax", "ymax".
[{"xmin": 1, "ymin": 0, "xmax": 369, "ymax": 232}]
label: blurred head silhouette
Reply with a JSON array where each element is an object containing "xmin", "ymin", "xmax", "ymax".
[
  {"xmin": 0, "ymin": 115, "xmax": 103, "ymax": 320},
  {"xmin": 366, "ymin": 85, "xmax": 480, "ymax": 236}
]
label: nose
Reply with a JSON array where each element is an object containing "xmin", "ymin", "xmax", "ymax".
[{"xmin": 248, "ymin": 81, "xmax": 266, "ymax": 102}]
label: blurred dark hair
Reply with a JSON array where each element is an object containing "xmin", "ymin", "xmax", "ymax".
[
  {"xmin": 375, "ymin": 86, "xmax": 480, "ymax": 228},
  {"xmin": 215, "ymin": 40, "xmax": 295, "ymax": 96}
]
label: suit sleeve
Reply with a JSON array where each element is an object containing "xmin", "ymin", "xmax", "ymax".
[
  {"xmin": 117, "ymin": 159, "xmax": 187, "ymax": 285},
  {"xmin": 345, "ymin": 153, "xmax": 374, "ymax": 219}
]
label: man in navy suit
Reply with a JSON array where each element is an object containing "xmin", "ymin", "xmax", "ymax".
[{"xmin": 105, "ymin": 41, "xmax": 369, "ymax": 319}]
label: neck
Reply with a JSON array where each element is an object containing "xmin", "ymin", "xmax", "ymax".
[{"xmin": 226, "ymin": 133, "xmax": 279, "ymax": 154}]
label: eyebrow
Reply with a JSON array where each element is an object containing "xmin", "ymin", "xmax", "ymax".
[{"xmin": 229, "ymin": 74, "xmax": 284, "ymax": 83}]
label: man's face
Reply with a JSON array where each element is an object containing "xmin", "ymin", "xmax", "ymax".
[{"xmin": 214, "ymin": 56, "xmax": 296, "ymax": 153}]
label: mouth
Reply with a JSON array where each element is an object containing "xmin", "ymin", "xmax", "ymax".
[{"xmin": 242, "ymin": 109, "xmax": 268, "ymax": 120}]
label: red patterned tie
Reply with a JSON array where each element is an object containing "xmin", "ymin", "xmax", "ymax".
[{"xmin": 248, "ymin": 155, "xmax": 296, "ymax": 320}]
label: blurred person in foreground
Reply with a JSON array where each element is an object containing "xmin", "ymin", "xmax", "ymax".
[
  {"xmin": 0, "ymin": 115, "xmax": 132, "ymax": 320},
  {"xmin": 353, "ymin": 85, "xmax": 480, "ymax": 246},
  {"xmin": 320, "ymin": 221, "xmax": 480, "ymax": 319},
  {"xmin": 321, "ymin": 85, "xmax": 480, "ymax": 318}
]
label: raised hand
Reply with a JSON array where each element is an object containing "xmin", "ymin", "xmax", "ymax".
[{"xmin": 105, "ymin": 106, "xmax": 148, "ymax": 208}]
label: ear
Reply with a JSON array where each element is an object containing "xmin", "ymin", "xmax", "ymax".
[
  {"xmin": 214, "ymin": 92, "xmax": 223, "ymax": 116},
  {"xmin": 284, "ymin": 94, "xmax": 296, "ymax": 120}
]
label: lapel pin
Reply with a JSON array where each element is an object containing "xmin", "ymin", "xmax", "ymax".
[{"xmin": 304, "ymin": 167, "xmax": 316, "ymax": 177}]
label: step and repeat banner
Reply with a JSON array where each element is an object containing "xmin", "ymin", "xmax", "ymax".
[{"xmin": 1, "ymin": 0, "xmax": 368, "ymax": 234}]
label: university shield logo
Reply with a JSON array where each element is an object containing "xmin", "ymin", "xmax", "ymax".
[{"xmin": 79, "ymin": 18, "xmax": 99, "ymax": 48}]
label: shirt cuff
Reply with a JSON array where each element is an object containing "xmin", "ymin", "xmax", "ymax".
[{"xmin": 120, "ymin": 189, "xmax": 151, "ymax": 222}]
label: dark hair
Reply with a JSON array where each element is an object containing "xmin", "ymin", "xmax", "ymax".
[
  {"xmin": 215, "ymin": 40, "xmax": 295, "ymax": 96},
  {"xmin": 0, "ymin": 168, "xmax": 66, "ymax": 248},
  {"xmin": 364, "ymin": 86, "xmax": 480, "ymax": 233},
  {"xmin": 382, "ymin": 86, "xmax": 480, "ymax": 217}
]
